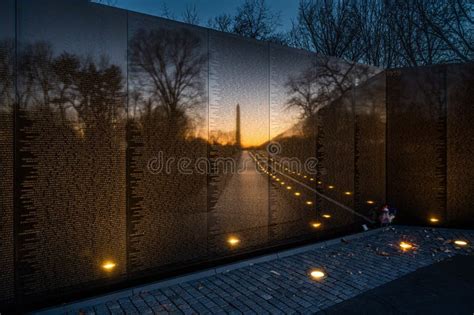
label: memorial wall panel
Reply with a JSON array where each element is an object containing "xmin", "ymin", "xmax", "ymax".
[
  {"xmin": 4, "ymin": 0, "xmax": 473, "ymax": 310},
  {"xmin": 127, "ymin": 14, "xmax": 209, "ymax": 273},
  {"xmin": 16, "ymin": 0, "xmax": 128, "ymax": 298},
  {"xmin": 208, "ymin": 31, "xmax": 269, "ymax": 255},
  {"xmin": 317, "ymin": 84, "xmax": 356, "ymax": 231},
  {"xmin": 354, "ymin": 73, "xmax": 386, "ymax": 219},
  {"xmin": 447, "ymin": 63, "xmax": 474, "ymax": 227},
  {"xmin": 268, "ymin": 44, "xmax": 319, "ymax": 243},
  {"xmin": 386, "ymin": 67, "xmax": 447, "ymax": 224},
  {"xmin": 0, "ymin": 0, "xmax": 16, "ymax": 304}
]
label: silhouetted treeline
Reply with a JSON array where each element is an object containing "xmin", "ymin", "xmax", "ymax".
[
  {"xmin": 106, "ymin": 0, "xmax": 473, "ymax": 68},
  {"xmin": 0, "ymin": 29, "xmax": 238, "ymax": 222},
  {"xmin": 16, "ymin": 41, "xmax": 124, "ymax": 139},
  {"xmin": 287, "ymin": 0, "xmax": 473, "ymax": 67}
]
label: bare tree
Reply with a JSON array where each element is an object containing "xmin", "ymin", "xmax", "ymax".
[
  {"xmin": 71, "ymin": 57, "xmax": 124, "ymax": 132},
  {"xmin": 207, "ymin": 0, "xmax": 282, "ymax": 41},
  {"xmin": 207, "ymin": 14, "xmax": 234, "ymax": 33},
  {"xmin": 414, "ymin": 0, "xmax": 473, "ymax": 63},
  {"xmin": 160, "ymin": 2, "xmax": 176, "ymax": 20},
  {"xmin": 181, "ymin": 4, "xmax": 200, "ymax": 25},
  {"xmin": 285, "ymin": 56, "xmax": 374, "ymax": 134},
  {"xmin": 20, "ymin": 42, "xmax": 56, "ymax": 109},
  {"xmin": 0, "ymin": 39, "xmax": 15, "ymax": 110},
  {"xmin": 129, "ymin": 28, "xmax": 206, "ymax": 138},
  {"xmin": 352, "ymin": 0, "xmax": 398, "ymax": 68},
  {"xmin": 385, "ymin": 0, "xmax": 448, "ymax": 67},
  {"xmin": 292, "ymin": 0, "xmax": 361, "ymax": 60},
  {"xmin": 291, "ymin": 0, "xmax": 473, "ymax": 68},
  {"xmin": 232, "ymin": 0, "xmax": 281, "ymax": 40}
]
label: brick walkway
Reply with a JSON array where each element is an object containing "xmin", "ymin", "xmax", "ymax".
[{"xmin": 39, "ymin": 226, "xmax": 474, "ymax": 315}]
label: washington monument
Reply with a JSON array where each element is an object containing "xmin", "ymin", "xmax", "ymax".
[{"xmin": 236, "ymin": 104, "xmax": 241, "ymax": 147}]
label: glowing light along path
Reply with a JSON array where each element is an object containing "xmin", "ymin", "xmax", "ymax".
[
  {"xmin": 263, "ymin": 153, "xmax": 374, "ymax": 205},
  {"xmin": 249, "ymin": 151, "xmax": 375, "ymax": 224}
]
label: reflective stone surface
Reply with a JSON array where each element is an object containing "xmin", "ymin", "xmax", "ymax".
[
  {"xmin": 354, "ymin": 73, "xmax": 386, "ymax": 219},
  {"xmin": 317, "ymin": 86, "xmax": 356, "ymax": 230},
  {"xmin": 386, "ymin": 67, "xmax": 447, "ymax": 224},
  {"xmin": 268, "ymin": 44, "xmax": 317, "ymax": 244},
  {"xmin": 447, "ymin": 64, "xmax": 474, "ymax": 227},
  {"xmin": 16, "ymin": 0, "xmax": 127, "ymax": 297},
  {"xmin": 1, "ymin": 0, "xmax": 472, "ymax": 310},
  {"xmin": 127, "ymin": 13, "xmax": 209, "ymax": 274},
  {"xmin": 208, "ymin": 31, "xmax": 269, "ymax": 255},
  {"xmin": 0, "ymin": 0, "xmax": 15, "ymax": 304}
]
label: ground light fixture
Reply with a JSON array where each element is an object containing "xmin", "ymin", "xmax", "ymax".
[
  {"xmin": 294, "ymin": 192, "xmax": 301, "ymax": 196},
  {"xmin": 399, "ymin": 242, "xmax": 413, "ymax": 251},
  {"xmin": 227, "ymin": 237, "xmax": 240, "ymax": 246},
  {"xmin": 344, "ymin": 191, "xmax": 352, "ymax": 196},
  {"xmin": 101, "ymin": 261, "xmax": 117, "ymax": 272},
  {"xmin": 366, "ymin": 200, "xmax": 375, "ymax": 205},
  {"xmin": 310, "ymin": 269, "xmax": 326, "ymax": 280},
  {"xmin": 322, "ymin": 214, "xmax": 331, "ymax": 219},
  {"xmin": 454, "ymin": 240, "xmax": 468, "ymax": 246},
  {"xmin": 306, "ymin": 201, "xmax": 313, "ymax": 205},
  {"xmin": 328, "ymin": 185, "xmax": 335, "ymax": 189},
  {"xmin": 311, "ymin": 222, "xmax": 322, "ymax": 229},
  {"xmin": 429, "ymin": 217, "xmax": 439, "ymax": 223},
  {"xmin": 286, "ymin": 186, "xmax": 292, "ymax": 190}
]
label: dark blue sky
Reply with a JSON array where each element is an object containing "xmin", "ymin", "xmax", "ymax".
[{"xmin": 111, "ymin": 0, "xmax": 298, "ymax": 31}]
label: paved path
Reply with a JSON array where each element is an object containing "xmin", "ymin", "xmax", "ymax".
[
  {"xmin": 38, "ymin": 226, "xmax": 474, "ymax": 314},
  {"xmin": 210, "ymin": 150, "xmax": 269, "ymax": 238},
  {"xmin": 318, "ymin": 255, "xmax": 474, "ymax": 314}
]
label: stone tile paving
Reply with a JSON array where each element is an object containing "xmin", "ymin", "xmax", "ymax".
[{"xmin": 53, "ymin": 226, "xmax": 474, "ymax": 314}]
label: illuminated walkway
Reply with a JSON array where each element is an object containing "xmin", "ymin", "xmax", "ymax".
[
  {"xmin": 37, "ymin": 226, "xmax": 474, "ymax": 314},
  {"xmin": 210, "ymin": 151, "xmax": 270, "ymax": 240}
]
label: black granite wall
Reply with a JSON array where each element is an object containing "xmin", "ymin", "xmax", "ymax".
[
  {"xmin": 446, "ymin": 64, "xmax": 474, "ymax": 228},
  {"xmin": 386, "ymin": 64, "xmax": 474, "ymax": 228},
  {"xmin": 0, "ymin": 0, "xmax": 15, "ymax": 306},
  {"xmin": 1, "ymin": 0, "xmax": 472, "ymax": 311},
  {"xmin": 15, "ymin": 0, "xmax": 128, "ymax": 302}
]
